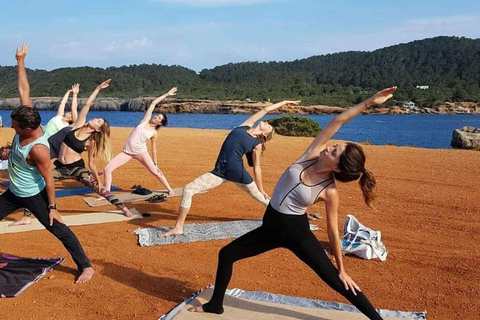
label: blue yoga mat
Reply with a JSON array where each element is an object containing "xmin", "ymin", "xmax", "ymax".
[
  {"xmin": 54, "ymin": 186, "xmax": 121, "ymax": 197},
  {"xmin": 0, "ymin": 181, "xmax": 120, "ymax": 198}
]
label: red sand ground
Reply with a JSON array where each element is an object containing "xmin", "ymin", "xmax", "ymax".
[{"xmin": 0, "ymin": 127, "xmax": 479, "ymax": 320}]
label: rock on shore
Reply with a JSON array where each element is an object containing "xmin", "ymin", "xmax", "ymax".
[{"xmin": 451, "ymin": 126, "xmax": 480, "ymax": 151}]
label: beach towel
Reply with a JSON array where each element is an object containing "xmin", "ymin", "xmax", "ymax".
[
  {"xmin": 83, "ymin": 187, "xmax": 205, "ymax": 207},
  {"xmin": 0, "ymin": 254, "xmax": 64, "ymax": 297},
  {"xmin": 134, "ymin": 220, "xmax": 320, "ymax": 247},
  {"xmin": 0, "ymin": 208, "xmax": 142, "ymax": 234},
  {"xmin": 159, "ymin": 286, "xmax": 427, "ymax": 320}
]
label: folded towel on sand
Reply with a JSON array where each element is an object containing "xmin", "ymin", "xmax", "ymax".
[
  {"xmin": 0, "ymin": 208, "xmax": 141, "ymax": 234},
  {"xmin": 159, "ymin": 286, "xmax": 427, "ymax": 320},
  {"xmin": 0, "ymin": 254, "xmax": 64, "ymax": 297},
  {"xmin": 134, "ymin": 220, "xmax": 320, "ymax": 247}
]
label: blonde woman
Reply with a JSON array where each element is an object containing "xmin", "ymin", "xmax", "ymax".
[
  {"xmin": 53, "ymin": 79, "xmax": 133, "ymax": 217},
  {"xmin": 161, "ymin": 100, "xmax": 299, "ymax": 237}
]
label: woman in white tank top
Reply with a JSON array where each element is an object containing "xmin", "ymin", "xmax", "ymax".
[
  {"xmin": 103, "ymin": 87, "xmax": 177, "ymax": 195},
  {"xmin": 190, "ymin": 86, "xmax": 397, "ymax": 320}
]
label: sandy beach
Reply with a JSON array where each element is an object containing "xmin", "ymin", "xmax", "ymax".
[{"xmin": 0, "ymin": 126, "xmax": 479, "ymax": 320}]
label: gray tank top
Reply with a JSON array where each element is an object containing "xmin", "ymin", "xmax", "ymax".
[{"xmin": 270, "ymin": 158, "xmax": 334, "ymax": 215}]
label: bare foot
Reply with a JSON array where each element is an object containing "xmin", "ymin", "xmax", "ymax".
[
  {"xmin": 75, "ymin": 267, "xmax": 94, "ymax": 283},
  {"xmin": 167, "ymin": 188, "xmax": 174, "ymax": 196},
  {"xmin": 122, "ymin": 207, "xmax": 134, "ymax": 217},
  {"xmin": 159, "ymin": 226, "xmax": 183, "ymax": 237},
  {"xmin": 9, "ymin": 216, "xmax": 32, "ymax": 227},
  {"xmin": 188, "ymin": 306, "xmax": 205, "ymax": 312}
]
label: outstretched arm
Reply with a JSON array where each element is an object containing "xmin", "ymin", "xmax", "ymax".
[
  {"xmin": 16, "ymin": 43, "xmax": 32, "ymax": 107},
  {"xmin": 251, "ymin": 145, "xmax": 269, "ymax": 200},
  {"xmin": 74, "ymin": 79, "xmax": 111, "ymax": 129},
  {"xmin": 142, "ymin": 87, "xmax": 177, "ymax": 123},
  {"xmin": 296, "ymin": 86, "xmax": 397, "ymax": 162},
  {"xmin": 71, "ymin": 83, "xmax": 80, "ymax": 123},
  {"xmin": 56, "ymin": 88, "xmax": 72, "ymax": 117},
  {"xmin": 240, "ymin": 100, "xmax": 300, "ymax": 128}
]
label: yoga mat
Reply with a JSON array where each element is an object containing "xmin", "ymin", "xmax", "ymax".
[
  {"xmin": 134, "ymin": 220, "xmax": 320, "ymax": 247},
  {"xmin": 0, "ymin": 254, "xmax": 65, "ymax": 298},
  {"xmin": 0, "ymin": 208, "xmax": 141, "ymax": 234},
  {"xmin": 160, "ymin": 287, "xmax": 427, "ymax": 320},
  {"xmin": 0, "ymin": 181, "xmax": 121, "ymax": 198},
  {"xmin": 55, "ymin": 185, "xmax": 121, "ymax": 197},
  {"xmin": 83, "ymin": 187, "xmax": 205, "ymax": 207}
]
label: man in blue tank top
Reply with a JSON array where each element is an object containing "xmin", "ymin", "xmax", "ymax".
[{"xmin": 0, "ymin": 43, "xmax": 93, "ymax": 283}]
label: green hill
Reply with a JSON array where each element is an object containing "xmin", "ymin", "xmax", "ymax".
[{"xmin": 1, "ymin": 36, "xmax": 479, "ymax": 107}]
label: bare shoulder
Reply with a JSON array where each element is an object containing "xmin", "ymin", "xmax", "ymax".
[
  {"xmin": 29, "ymin": 143, "xmax": 49, "ymax": 162},
  {"xmin": 30, "ymin": 143, "xmax": 49, "ymax": 154},
  {"xmin": 318, "ymin": 182, "xmax": 338, "ymax": 203}
]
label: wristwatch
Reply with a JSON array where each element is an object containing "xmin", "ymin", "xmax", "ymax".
[{"xmin": 47, "ymin": 204, "xmax": 57, "ymax": 210}]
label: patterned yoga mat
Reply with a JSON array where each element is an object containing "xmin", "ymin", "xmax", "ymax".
[
  {"xmin": 0, "ymin": 254, "xmax": 65, "ymax": 297},
  {"xmin": 134, "ymin": 220, "xmax": 320, "ymax": 247}
]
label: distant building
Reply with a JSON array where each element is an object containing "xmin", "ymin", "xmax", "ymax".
[
  {"xmin": 402, "ymin": 101, "xmax": 417, "ymax": 108},
  {"xmin": 416, "ymin": 85, "xmax": 429, "ymax": 90}
]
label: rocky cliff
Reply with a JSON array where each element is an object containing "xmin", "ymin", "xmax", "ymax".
[{"xmin": 0, "ymin": 97, "xmax": 479, "ymax": 115}]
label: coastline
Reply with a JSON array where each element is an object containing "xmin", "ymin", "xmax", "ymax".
[
  {"xmin": 1, "ymin": 97, "xmax": 479, "ymax": 115},
  {"xmin": 0, "ymin": 127, "xmax": 479, "ymax": 320}
]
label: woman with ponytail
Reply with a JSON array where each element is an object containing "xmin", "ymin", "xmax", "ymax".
[
  {"xmin": 160, "ymin": 100, "xmax": 300, "ymax": 237},
  {"xmin": 103, "ymin": 87, "xmax": 177, "ymax": 196},
  {"xmin": 53, "ymin": 79, "xmax": 133, "ymax": 217},
  {"xmin": 189, "ymin": 87, "xmax": 396, "ymax": 320}
]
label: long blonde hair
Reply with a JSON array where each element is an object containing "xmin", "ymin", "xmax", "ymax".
[{"xmin": 80, "ymin": 119, "xmax": 112, "ymax": 162}]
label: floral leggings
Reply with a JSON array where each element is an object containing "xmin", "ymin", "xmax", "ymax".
[
  {"xmin": 52, "ymin": 159, "xmax": 125, "ymax": 208},
  {"xmin": 180, "ymin": 172, "xmax": 269, "ymax": 208}
]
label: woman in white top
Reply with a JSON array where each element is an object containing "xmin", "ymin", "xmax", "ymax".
[
  {"xmin": 189, "ymin": 86, "xmax": 397, "ymax": 320},
  {"xmin": 103, "ymin": 87, "xmax": 177, "ymax": 195}
]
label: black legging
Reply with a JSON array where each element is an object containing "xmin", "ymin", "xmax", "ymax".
[
  {"xmin": 203, "ymin": 205, "xmax": 383, "ymax": 320},
  {"xmin": 0, "ymin": 188, "xmax": 91, "ymax": 271}
]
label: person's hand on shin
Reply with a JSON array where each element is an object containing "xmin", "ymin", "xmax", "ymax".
[
  {"xmin": 49, "ymin": 209, "xmax": 64, "ymax": 226},
  {"xmin": 338, "ymin": 270, "xmax": 361, "ymax": 296}
]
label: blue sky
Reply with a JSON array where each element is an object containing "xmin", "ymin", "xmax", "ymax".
[{"xmin": 1, "ymin": 0, "xmax": 479, "ymax": 71}]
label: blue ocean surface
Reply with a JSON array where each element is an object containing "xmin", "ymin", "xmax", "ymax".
[{"xmin": 0, "ymin": 110, "xmax": 478, "ymax": 149}]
